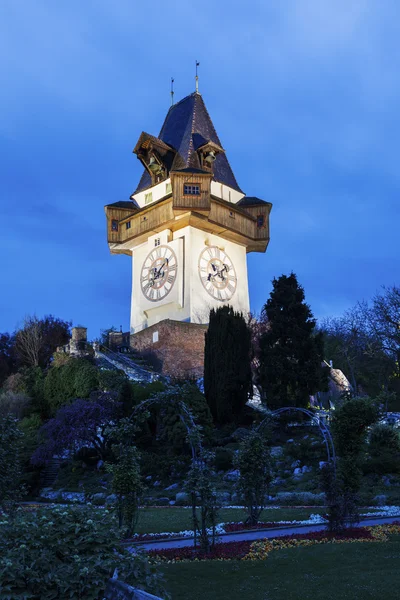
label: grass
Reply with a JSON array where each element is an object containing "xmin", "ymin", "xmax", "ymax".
[
  {"xmin": 134, "ymin": 507, "xmax": 326, "ymax": 534},
  {"xmin": 161, "ymin": 536, "xmax": 400, "ymax": 599}
]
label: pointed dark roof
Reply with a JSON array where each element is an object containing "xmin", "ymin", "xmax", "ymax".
[
  {"xmin": 105, "ymin": 200, "xmax": 139, "ymax": 210},
  {"xmin": 238, "ymin": 196, "xmax": 270, "ymax": 207},
  {"xmin": 134, "ymin": 92, "xmax": 243, "ymax": 194}
]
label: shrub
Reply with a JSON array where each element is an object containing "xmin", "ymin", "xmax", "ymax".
[
  {"xmin": 272, "ymin": 491, "xmax": 326, "ymax": 506},
  {"xmin": 18, "ymin": 414, "xmax": 42, "ymax": 493},
  {"xmin": 214, "ymin": 447, "xmax": 234, "ymax": 471},
  {"xmin": 99, "ymin": 369, "xmax": 127, "ymax": 392},
  {"xmin": 0, "ymin": 391, "xmax": 31, "ymax": 419},
  {"xmin": 284, "ymin": 436, "xmax": 324, "ymax": 465},
  {"xmin": 44, "ymin": 358, "xmax": 99, "ymax": 412},
  {"xmin": 107, "ymin": 443, "xmax": 145, "ymax": 536},
  {"xmin": 235, "ymin": 430, "xmax": 272, "ymax": 524},
  {"xmin": 0, "ymin": 415, "xmax": 24, "ymax": 508},
  {"xmin": 140, "ymin": 451, "xmax": 190, "ymax": 481},
  {"xmin": 0, "ymin": 506, "xmax": 167, "ymax": 599},
  {"xmin": 153, "ymin": 383, "xmax": 213, "ymax": 454},
  {"xmin": 366, "ymin": 423, "xmax": 400, "ymax": 474},
  {"xmin": 32, "ymin": 394, "xmax": 121, "ymax": 465}
]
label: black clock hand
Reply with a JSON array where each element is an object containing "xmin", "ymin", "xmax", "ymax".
[
  {"xmin": 154, "ymin": 261, "xmax": 167, "ymax": 280},
  {"xmin": 216, "ymin": 264, "xmax": 229, "ymax": 280}
]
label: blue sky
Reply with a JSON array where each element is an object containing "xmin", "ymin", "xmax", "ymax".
[{"xmin": 0, "ymin": 0, "xmax": 399, "ymax": 339}]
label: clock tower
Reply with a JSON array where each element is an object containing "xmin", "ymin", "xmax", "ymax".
[{"xmin": 105, "ymin": 90, "xmax": 271, "ymax": 375}]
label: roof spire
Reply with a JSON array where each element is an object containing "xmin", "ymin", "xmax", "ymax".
[
  {"xmin": 170, "ymin": 77, "xmax": 174, "ymax": 106},
  {"xmin": 195, "ymin": 60, "xmax": 200, "ymax": 93}
]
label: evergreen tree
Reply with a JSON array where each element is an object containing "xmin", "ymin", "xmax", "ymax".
[
  {"xmin": 204, "ymin": 306, "xmax": 252, "ymax": 424},
  {"xmin": 258, "ymin": 273, "xmax": 328, "ymax": 408}
]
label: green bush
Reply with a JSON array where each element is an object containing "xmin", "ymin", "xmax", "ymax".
[
  {"xmin": 366, "ymin": 424, "xmax": 400, "ymax": 474},
  {"xmin": 273, "ymin": 491, "xmax": 326, "ymax": 505},
  {"xmin": 44, "ymin": 358, "xmax": 99, "ymax": 411},
  {"xmin": 285, "ymin": 436, "xmax": 324, "ymax": 465},
  {"xmin": 18, "ymin": 414, "xmax": 42, "ymax": 494},
  {"xmin": 0, "ymin": 415, "xmax": 24, "ymax": 507},
  {"xmin": 140, "ymin": 451, "xmax": 190, "ymax": 481},
  {"xmin": 156, "ymin": 383, "xmax": 214, "ymax": 454},
  {"xmin": 20, "ymin": 366, "xmax": 47, "ymax": 417},
  {"xmin": 214, "ymin": 447, "xmax": 234, "ymax": 471},
  {"xmin": 0, "ymin": 506, "xmax": 167, "ymax": 599},
  {"xmin": 99, "ymin": 369, "xmax": 127, "ymax": 392}
]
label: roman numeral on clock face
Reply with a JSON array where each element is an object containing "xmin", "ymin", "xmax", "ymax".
[
  {"xmin": 140, "ymin": 245, "xmax": 178, "ymax": 302},
  {"xmin": 198, "ymin": 245, "xmax": 237, "ymax": 302}
]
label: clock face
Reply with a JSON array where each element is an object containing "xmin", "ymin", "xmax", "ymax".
[
  {"xmin": 140, "ymin": 245, "xmax": 177, "ymax": 302},
  {"xmin": 198, "ymin": 246, "xmax": 237, "ymax": 301}
]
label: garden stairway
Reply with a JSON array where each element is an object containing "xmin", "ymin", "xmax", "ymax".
[
  {"xmin": 95, "ymin": 347, "xmax": 159, "ymax": 383},
  {"xmin": 41, "ymin": 457, "xmax": 62, "ymax": 487}
]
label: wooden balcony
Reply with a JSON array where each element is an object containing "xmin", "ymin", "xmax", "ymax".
[{"xmin": 106, "ymin": 193, "xmax": 271, "ymax": 254}]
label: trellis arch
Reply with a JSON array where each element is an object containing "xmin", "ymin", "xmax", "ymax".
[
  {"xmin": 130, "ymin": 389, "xmax": 204, "ymax": 464},
  {"xmin": 257, "ymin": 407, "xmax": 336, "ymax": 468}
]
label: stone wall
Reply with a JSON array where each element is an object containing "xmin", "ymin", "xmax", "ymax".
[
  {"xmin": 130, "ymin": 319, "xmax": 207, "ymax": 378},
  {"xmin": 109, "ymin": 331, "xmax": 131, "ymax": 350},
  {"xmin": 104, "ymin": 579, "xmax": 163, "ymax": 600}
]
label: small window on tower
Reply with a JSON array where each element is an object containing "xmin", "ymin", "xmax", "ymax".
[
  {"xmin": 257, "ymin": 215, "xmax": 266, "ymax": 228},
  {"xmin": 165, "ymin": 182, "xmax": 172, "ymax": 194},
  {"xmin": 154, "ymin": 238, "xmax": 161, "ymax": 247},
  {"xmin": 145, "ymin": 192, "xmax": 153, "ymax": 204},
  {"xmin": 125, "ymin": 221, "xmax": 131, "ymax": 230},
  {"xmin": 183, "ymin": 184, "xmax": 200, "ymax": 196},
  {"xmin": 111, "ymin": 220, "xmax": 118, "ymax": 232},
  {"xmin": 229, "ymin": 210, "xmax": 235, "ymax": 219}
]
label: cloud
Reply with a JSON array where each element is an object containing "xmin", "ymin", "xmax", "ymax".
[{"xmin": 0, "ymin": 0, "xmax": 398, "ymax": 336}]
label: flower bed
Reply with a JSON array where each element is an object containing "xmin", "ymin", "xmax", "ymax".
[
  {"xmin": 125, "ymin": 514, "xmax": 327, "ymax": 542},
  {"xmin": 224, "ymin": 513, "xmax": 326, "ymax": 532},
  {"xmin": 148, "ymin": 523, "xmax": 400, "ymax": 562}
]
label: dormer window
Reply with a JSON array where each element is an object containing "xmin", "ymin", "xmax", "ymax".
[
  {"xmin": 257, "ymin": 215, "xmax": 266, "ymax": 228},
  {"xmin": 145, "ymin": 192, "xmax": 153, "ymax": 204},
  {"xmin": 184, "ymin": 184, "xmax": 200, "ymax": 196}
]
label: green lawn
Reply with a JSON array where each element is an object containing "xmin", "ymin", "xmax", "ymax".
[
  {"xmin": 161, "ymin": 536, "xmax": 400, "ymax": 600},
  {"xmin": 135, "ymin": 507, "xmax": 326, "ymax": 534}
]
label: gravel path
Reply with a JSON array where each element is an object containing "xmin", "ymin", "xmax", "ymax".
[{"xmin": 130, "ymin": 515, "xmax": 400, "ymax": 551}]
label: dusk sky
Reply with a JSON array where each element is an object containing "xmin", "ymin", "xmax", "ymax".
[{"xmin": 1, "ymin": 1, "xmax": 399, "ymax": 339}]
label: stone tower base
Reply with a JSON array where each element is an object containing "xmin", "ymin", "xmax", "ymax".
[{"xmin": 130, "ymin": 319, "xmax": 207, "ymax": 379}]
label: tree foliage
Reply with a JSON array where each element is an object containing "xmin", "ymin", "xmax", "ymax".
[
  {"xmin": 155, "ymin": 382, "xmax": 213, "ymax": 453},
  {"xmin": 326, "ymin": 397, "xmax": 380, "ymax": 529},
  {"xmin": 184, "ymin": 455, "xmax": 219, "ymax": 553},
  {"xmin": 366, "ymin": 423, "xmax": 400, "ymax": 474},
  {"xmin": 0, "ymin": 506, "xmax": 167, "ymax": 599},
  {"xmin": 235, "ymin": 430, "xmax": 272, "ymax": 525},
  {"xmin": 204, "ymin": 306, "xmax": 252, "ymax": 424},
  {"xmin": 32, "ymin": 393, "xmax": 121, "ymax": 465},
  {"xmin": 106, "ymin": 442, "xmax": 145, "ymax": 536},
  {"xmin": 0, "ymin": 391, "xmax": 31, "ymax": 419},
  {"xmin": 0, "ymin": 332, "xmax": 15, "ymax": 388},
  {"xmin": 258, "ymin": 273, "xmax": 328, "ymax": 408},
  {"xmin": 0, "ymin": 415, "xmax": 24, "ymax": 508},
  {"xmin": 14, "ymin": 315, "xmax": 71, "ymax": 368},
  {"xmin": 321, "ymin": 285, "xmax": 400, "ymax": 402},
  {"xmin": 44, "ymin": 358, "xmax": 99, "ymax": 412}
]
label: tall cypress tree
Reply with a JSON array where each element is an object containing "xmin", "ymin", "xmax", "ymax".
[
  {"xmin": 258, "ymin": 273, "xmax": 328, "ymax": 408},
  {"xmin": 204, "ymin": 306, "xmax": 252, "ymax": 425}
]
